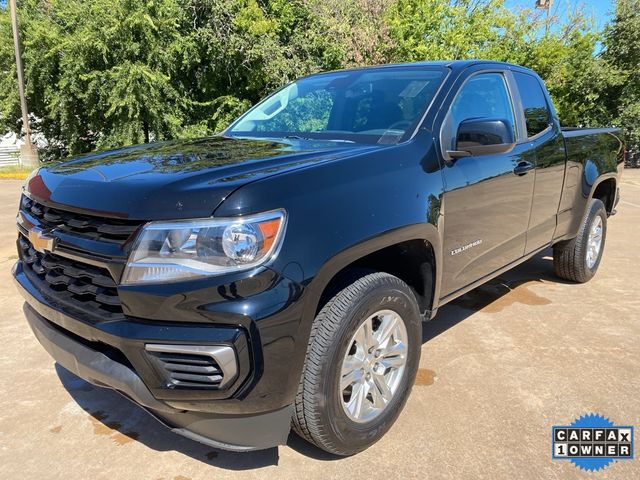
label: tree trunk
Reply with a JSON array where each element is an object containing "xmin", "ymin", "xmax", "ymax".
[{"xmin": 143, "ymin": 119, "xmax": 150, "ymax": 144}]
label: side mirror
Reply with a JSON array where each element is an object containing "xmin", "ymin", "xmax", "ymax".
[{"xmin": 447, "ymin": 118, "xmax": 516, "ymax": 160}]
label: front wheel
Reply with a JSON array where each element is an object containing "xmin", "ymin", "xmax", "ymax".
[
  {"xmin": 292, "ymin": 272, "xmax": 422, "ymax": 456},
  {"xmin": 553, "ymin": 198, "xmax": 607, "ymax": 283}
]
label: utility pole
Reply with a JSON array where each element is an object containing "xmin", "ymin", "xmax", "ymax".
[{"xmin": 9, "ymin": 0, "xmax": 39, "ymax": 167}]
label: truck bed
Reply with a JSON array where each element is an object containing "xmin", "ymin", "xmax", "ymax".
[{"xmin": 561, "ymin": 127, "xmax": 620, "ymax": 138}]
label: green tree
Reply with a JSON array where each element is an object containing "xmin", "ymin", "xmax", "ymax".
[
  {"xmin": 384, "ymin": 0, "xmax": 614, "ymax": 128},
  {"xmin": 0, "ymin": 0, "xmax": 337, "ymax": 157},
  {"xmin": 0, "ymin": 0, "xmax": 191, "ymax": 156},
  {"xmin": 602, "ymin": 0, "xmax": 640, "ymax": 147},
  {"xmin": 0, "ymin": 4, "xmax": 20, "ymax": 135},
  {"xmin": 0, "ymin": 0, "xmax": 635, "ymax": 161},
  {"xmin": 305, "ymin": 0, "xmax": 395, "ymax": 67}
]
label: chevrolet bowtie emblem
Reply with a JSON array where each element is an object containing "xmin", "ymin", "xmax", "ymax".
[{"xmin": 28, "ymin": 227, "xmax": 56, "ymax": 254}]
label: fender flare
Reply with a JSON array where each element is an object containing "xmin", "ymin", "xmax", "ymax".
[
  {"xmin": 586, "ymin": 172, "xmax": 618, "ymax": 208},
  {"xmin": 301, "ymin": 223, "xmax": 443, "ymax": 325}
]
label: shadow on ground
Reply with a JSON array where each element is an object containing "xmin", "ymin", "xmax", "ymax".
[
  {"xmin": 55, "ymin": 365, "xmax": 282, "ymax": 469},
  {"xmin": 57, "ymin": 249, "xmax": 563, "ymax": 468},
  {"xmin": 422, "ymin": 248, "xmax": 563, "ymax": 343}
]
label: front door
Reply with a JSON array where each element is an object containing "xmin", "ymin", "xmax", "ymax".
[{"xmin": 439, "ymin": 71, "xmax": 536, "ymax": 296}]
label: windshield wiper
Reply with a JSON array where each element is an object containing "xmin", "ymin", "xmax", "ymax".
[
  {"xmin": 284, "ymin": 135, "xmax": 355, "ymax": 144},
  {"xmin": 283, "ymin": 135, "xmax": 312, "ymax": 140},
  {"xmin": 322, "ymin": 138, "xmax": 356, "ymax": 143}
]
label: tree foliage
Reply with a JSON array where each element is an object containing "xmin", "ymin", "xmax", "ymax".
[
  {"xmin": 602, "ymin": 0, "xmax": 640, "ymax": 147},
  {"xmin": 0, "ymin": 0, "xmax": 636, "ymax": 160}
]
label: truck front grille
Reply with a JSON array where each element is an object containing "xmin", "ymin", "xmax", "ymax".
[
  {"xmin": 18, "ymin": 235, "xmax": 123, "ymax": 318},
  {"xmin": 20, "ymin": 196, "xmax": 141, "ymax": 245}
]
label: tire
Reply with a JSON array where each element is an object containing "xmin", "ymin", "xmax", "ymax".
[
  {"xmin": 553, "ymin": 198, "xmax": 607, "ymax": 283},
  {"xmin": 292, "ymin": 272, "xmax": 422, "ymax": 456}
]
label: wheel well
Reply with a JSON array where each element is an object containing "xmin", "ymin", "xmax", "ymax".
[
  {"xmin": 315, "ymin": 239, "xmax": 436, "ymax": 317},
  {"xmin": 592, "ymin": 179, "xmax": 616, "ymax": 213}
]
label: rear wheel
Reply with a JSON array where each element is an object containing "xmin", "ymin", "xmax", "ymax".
[
  {"xmin": 553, "ymin": 198, "xmax": 607, "ymax": 283},
  {"xmin": 292, "ymin": 272, "xmax": 422, "ymax": 456}
]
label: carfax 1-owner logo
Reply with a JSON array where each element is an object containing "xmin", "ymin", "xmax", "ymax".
[{"xmin": 552, "ymin": 414, "xmax": 634, "ymax": 471}]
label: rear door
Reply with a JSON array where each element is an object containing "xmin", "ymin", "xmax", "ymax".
[
  {"xmin": 511, "ymin": 72, "xmax": 567, "ymax": 254},
  {"xmin": 438, "ymin": 69, "xmax": 536, "ymax": 296}
]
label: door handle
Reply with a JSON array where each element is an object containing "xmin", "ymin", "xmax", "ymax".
[{"xmin": 513, "ymin": 161, "xmax": 534, "ymax": 176}]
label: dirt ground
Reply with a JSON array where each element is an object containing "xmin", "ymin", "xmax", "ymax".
[{"xmin": 0, "ymin": 170, "xmax": 638, "ymax": 479}]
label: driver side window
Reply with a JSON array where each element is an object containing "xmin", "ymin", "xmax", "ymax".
[{"xmin": 446, "ymin": 73, "xmax": 516, "ymax": 149}]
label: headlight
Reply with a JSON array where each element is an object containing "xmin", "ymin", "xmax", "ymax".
[{"xmin": 121, "ymin": 209, "xmax": 287, "ymax": 285}]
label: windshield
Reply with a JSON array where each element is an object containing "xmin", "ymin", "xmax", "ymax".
[{"xmin": 227, "ymin": 67, "xmax": 446, "ymax": 144}]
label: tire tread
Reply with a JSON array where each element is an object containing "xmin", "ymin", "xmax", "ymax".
[
  {"xmin": 292, "ymin": 272, "xmax": 414, "ymax": 455},
  {"xmin": 553, "ymin": 198, "xmax": 606, "ymax": 283}
]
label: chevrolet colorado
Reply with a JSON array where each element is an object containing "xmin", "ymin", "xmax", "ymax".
[{"xmin": 13, "ymin": 61, "xmax": 624, "ymax": 456}]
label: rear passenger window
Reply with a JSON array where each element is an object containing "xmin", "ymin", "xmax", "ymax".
[{"xmin": 514, "ymin": 72, "xmax": 550, "ymax": 137}]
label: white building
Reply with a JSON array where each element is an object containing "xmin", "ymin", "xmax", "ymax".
[{"xmin": 0, "ymin": 132, "xmax": 22, "ymax": 166}]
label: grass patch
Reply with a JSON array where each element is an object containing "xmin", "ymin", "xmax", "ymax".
[{"xmin": 0, "ymin": 165, "xmax": 35, "ymax": 180}]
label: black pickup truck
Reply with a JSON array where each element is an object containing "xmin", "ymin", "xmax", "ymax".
[{"xmin": 13, "ymin": 61, "xmax": 624, "ymax": 455}]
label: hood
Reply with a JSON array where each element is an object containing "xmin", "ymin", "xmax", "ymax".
[{"xmin": 25, "ymin": 136, "xmax": 375, "ymax": 220}]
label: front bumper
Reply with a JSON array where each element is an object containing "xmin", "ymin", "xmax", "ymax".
[{"xmin": 13, "ymin": 262, "xmax": 292, "ymax": 451}]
